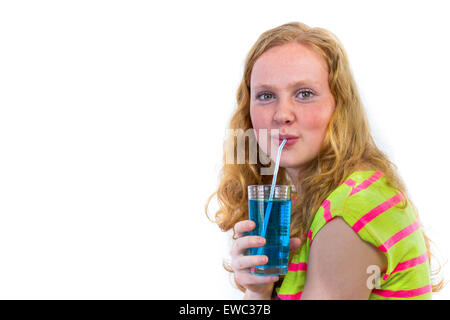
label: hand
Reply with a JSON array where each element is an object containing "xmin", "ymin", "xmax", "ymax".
[{"xmin": 230, "ymin": 220, "xmax": 302, "ymax": 299}]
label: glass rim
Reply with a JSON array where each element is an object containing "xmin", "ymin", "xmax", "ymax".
[
  {"xmin": 247, "ymin": 184, "xmax": 291, "ymax": 188},
  {"xmin": 248, "ymin": 184, "xmax": 291, "ymax": 200}
]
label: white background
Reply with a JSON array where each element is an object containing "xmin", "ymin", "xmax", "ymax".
[{"xmin": 0, "ymin": 0, "xmax": 449, "ymax": 299}]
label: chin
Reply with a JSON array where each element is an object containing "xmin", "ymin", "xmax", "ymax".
[
  {"xmin": 278, "ymin": 159, "xmax": 298, "ymax": 169},
  {"xmin": 280, "ymin": 156, "xmax": 310, "ymax": 169}
]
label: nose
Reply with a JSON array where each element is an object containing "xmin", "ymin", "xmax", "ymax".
[{"xmin": 273, "ymin": 98, "xmax": 295, "ymax": 125}]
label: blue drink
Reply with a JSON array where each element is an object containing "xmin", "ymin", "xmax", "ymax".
[{"xmin": 246, "ymin": 185, "xmax": 291, "ymax": 275}]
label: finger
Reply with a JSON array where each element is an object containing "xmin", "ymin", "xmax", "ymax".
[
  {"xmin": 289, "ymin": 237, "xmax": 302, "ymax": 253},
  {"xmin": 231, "ymin": 255, "xmax": 268, "ymax": 271},
  {"xmin": 233, "ymin": 220, "xmax": 255, "ymax": 238},
  {"xmin": 230, "ymin": 235, "xmax": 265, "ymax": 256},
  {"xmin": 247, "ymin": 274, "xmax": 279, "ymax": 285},
  {"xmin": 235, "ymin": 272, "xmax": 279, "ymax": 287}
]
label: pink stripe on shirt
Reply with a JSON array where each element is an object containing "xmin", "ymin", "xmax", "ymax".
[
  {"xmin": 352, "ymin": 193, "xmax": 405, "ymax": 233},
  {"xmin": 372, "ymin": 284, "xmax": 431, "ymax": 298},
  {"xmin": 307, "ymin": 229, "xmax": 313, "ymax": 246},
  {"xmin": 348, "ymin": 171, "xmax": 384, "ymax": 197},
  {"xmin": 288, "ymin": 262, "xmax": 308, "ymax": 272},
  {"xmin": 382, "ymin": 252, "xmax": 428, "ymax": 280},
  {"xmin": 378, "ymin": 220, "xmax": 421, "ymax": 253},
  {"xmin": 278, "ymin": 291, "xmax": 303, "ymax": 300},
  {"xmin": 322, "ymin": 200, "xmax": 332, "ymax": 222},
  {"xmin": 344, "ymin": 179, "xmax": 356, "ymax": 188}
]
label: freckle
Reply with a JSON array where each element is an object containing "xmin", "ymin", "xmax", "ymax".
[{"xmin": 305, "ymin": 115, "xmax": 322, "ymax": 128}]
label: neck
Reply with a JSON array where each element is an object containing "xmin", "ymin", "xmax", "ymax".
[{"xmin": 285, "ymin": 167, "xmax": 302, "ymax": 195}]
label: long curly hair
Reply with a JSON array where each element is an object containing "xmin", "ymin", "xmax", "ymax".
[{"xmin": 205, "ymin": 22, "xmax": 444, "ymax": 293}]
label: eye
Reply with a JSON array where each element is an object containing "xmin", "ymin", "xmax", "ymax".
[
  {"xmin": 256, "ymin": 92, "xmax": 275, "ymax": 101},
  {"xmin": 297, "ymin": 89, "xmax": 314, "ymax": 99}
]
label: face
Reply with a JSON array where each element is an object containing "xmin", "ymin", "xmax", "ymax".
[{"xmin": 249, "ymin": 42, "xmax": 336, "ymax": 178}]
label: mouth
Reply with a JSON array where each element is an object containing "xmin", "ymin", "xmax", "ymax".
[
  {"xmin": 277, "ymin": 137, "xmax": 299, "ymax": 147},
  {"xmin": 271, "ymin": 134, "xmax": 299, "ymax": 147}
]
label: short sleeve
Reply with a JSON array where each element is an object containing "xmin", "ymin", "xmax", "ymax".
[
  {"xmin": 309, "ymin": 170, "xmax": 429, "ymax": 280},
  {"xmin": 277, "ymin": 170, "xmax": 431, "ymax": 299}
]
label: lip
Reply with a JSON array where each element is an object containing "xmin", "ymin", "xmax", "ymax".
[
  {"xmin": 271, "ymin": 134, "xmax": 299, "ymax": 147},
  {"xmin": 278, "ymin": 137, "xmax": 299, "ymax": 147},
  {"xmin": 278, "ymin": 134, "xmax": 298, "ymax": 140}
]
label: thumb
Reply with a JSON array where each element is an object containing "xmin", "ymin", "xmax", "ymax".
[{"xmin": 289, "ymin": 237, "xmax": 302, "ymax": 253}]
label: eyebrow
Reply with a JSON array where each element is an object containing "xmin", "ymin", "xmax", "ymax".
[{"xmin": 252, "ymin": 80, "xmax": 318, "ymax": 90}]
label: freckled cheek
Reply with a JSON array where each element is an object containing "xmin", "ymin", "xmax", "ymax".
[
  {"xmin": 299, "ymin": 109, "xmax": 331, "ymax": 131},
  {"xmin": 250, "ymin": 108, "xmax": 270, "ymax": 130},
  {"xmin": 250, "ymin": 108, "xmax": 273, "ymax": 144}
]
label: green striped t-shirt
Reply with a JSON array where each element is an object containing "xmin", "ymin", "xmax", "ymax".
[{"xmin": 276, "ymin": 170, "xmax": 432, "ymax": 300}]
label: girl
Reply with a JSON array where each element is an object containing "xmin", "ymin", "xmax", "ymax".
[{"xmin": 206, "ymin": 22, "xmax": 443, "ymax": 300}]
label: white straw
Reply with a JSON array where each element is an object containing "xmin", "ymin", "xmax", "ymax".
[{"xmin": 257, "ymin": 139, "xmax": 287, "ymax": 254}]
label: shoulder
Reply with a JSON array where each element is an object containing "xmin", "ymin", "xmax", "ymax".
[
  {"xmin": 303, "ymin": 216, "xmax": 387, "ymax": 299},
  {"xmin": 314, "ymin": 170, "xmax": 407, "ymax": 231},
  {"xmin": 332, "ymin": 170, "xmax": 415, "ymax": 246},
  {"xmin": 340, "ymin": 170, "xmax": 400, "ymax": 207},
  {"xmin": 309, "ymin": 169, "xmax": 415, "ymax": 257},
  {"xmin": 309, "ymin": 170, "xmax": 395, "ymax": 241},
  {"xmin": 304, "ymin": 169, "xmax": 426, "ymax": 298}
]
